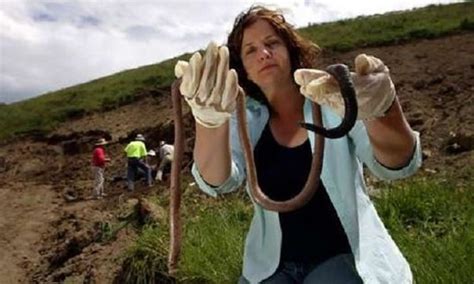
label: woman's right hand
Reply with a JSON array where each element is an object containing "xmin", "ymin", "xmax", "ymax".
[{"xmin": 174, "ymin": 42, "xmax": 240, "ymax": 128}]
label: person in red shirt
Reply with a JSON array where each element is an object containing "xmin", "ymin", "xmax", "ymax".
[{"xmin": 92, "ymin": 138, "xmax": 111, "ymax": 199}]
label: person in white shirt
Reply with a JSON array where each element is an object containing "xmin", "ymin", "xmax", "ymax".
[{"xmin": 157, "ymin": 140, "xmax": 174, "ymax": 181}]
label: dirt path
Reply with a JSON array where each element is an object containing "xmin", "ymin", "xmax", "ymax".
[{"xmin": 0, "ymin": 182, "xmax": 59, "ymax": 283}]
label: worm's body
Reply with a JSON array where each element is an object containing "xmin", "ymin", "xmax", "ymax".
[
  {"xmin": 236, "ymin": 91, "xmax": 325, "ymax": 212},
  {"xmin": 168, "ymin": 79, "xmax": 184, "ymax": 276}
]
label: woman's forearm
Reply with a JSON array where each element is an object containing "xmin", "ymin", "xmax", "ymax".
[
  {"xmin": 364, "ymin": 97, "xmax": 416, "ymax": 169},
  {"xmin": 194, "ymin": 121, "xmax": 232, "ymax": 186}
]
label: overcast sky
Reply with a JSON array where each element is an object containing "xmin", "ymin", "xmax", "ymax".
[{"xmin": 0, "ymin": 0, "xmax": 461, "ymax": 103}]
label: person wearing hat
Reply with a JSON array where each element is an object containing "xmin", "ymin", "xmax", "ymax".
[
  {"xmin": 124, "ymin": 134, "xmax": 152, "ymax": 190},
  {"xmin": 157, "ymin": 140, "xmax": 174, "ymax": 182},
  {"xmin": 91, "ymin": 138, "xmax": 111, "ymax": 199},
  {"xmin": 145, "ymin": 149, "xmax": 160, "ymax": 179},
  {"xmin": 146, "ymin": 149, "xmax": 157, "ymax": 167}
]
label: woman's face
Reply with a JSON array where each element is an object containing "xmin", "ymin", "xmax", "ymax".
[{"xmin": 241, "ymin": 19, "xmax": 292, "ymax": 93}]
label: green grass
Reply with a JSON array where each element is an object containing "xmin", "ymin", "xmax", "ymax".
[
  {"xmin": 0, "ymin": 53, "xmax": 190, "ymax": 141},
  {"xmin": 1, "ymin": 2, "xmax": 473, "ymax": 142},
  {"xmin": 178, "ymin": 195, "xmax": 251, "ymax": 283},
  {"xmin": 299, "ymin": 2, "xmax": 474, "ymax": 52},
  {"xmin": 374, "ymin": 176, "xmax": 474, "ymax": 284},
  {"xmin": 118, "ymin": 224, "xmax": 170, "ymax": 284}
]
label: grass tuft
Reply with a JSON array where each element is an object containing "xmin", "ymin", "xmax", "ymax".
[{"xmin": 116, "ymin": 225, "xmax": 171, "ymax": 284}]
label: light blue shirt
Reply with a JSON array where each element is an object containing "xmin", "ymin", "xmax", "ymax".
[{"xmin": 192, "ymin": 97, "xmax": 422, "ymax": 284}]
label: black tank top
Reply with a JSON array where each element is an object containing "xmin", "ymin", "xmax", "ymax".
[{"xmin": 254, "ymin": 123, "xmax": 351, "ymax": 264}]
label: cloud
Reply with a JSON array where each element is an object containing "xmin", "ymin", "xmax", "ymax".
[
  {"xmin": 0, "ymin": 0, "xmax": 461, "ymax": 103},
  {"xmin": 31, "ymin": 12, "xmax": 58, "ymax": 23}
]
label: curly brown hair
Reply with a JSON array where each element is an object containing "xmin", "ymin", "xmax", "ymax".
[{"xmin": 227, "ymin": 5, "xmax": 321, "ymax": 106}]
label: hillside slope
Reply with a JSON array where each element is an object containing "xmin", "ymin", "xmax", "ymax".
[
  {"xmin": 1, "ymin": 2, "xmax": 473, "ymax": 142},
  {"xmin": 0, "ymin": 32, "xmax": 473, "ymax": 282}
]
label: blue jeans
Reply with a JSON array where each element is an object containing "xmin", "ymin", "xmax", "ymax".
[
  {"xmin": 127, "ymin": 158, "xmax": 152, "ymax": 190},
  {"xmin": 239, "ymin": 254, "xmax": 363, "ymax": 284}
]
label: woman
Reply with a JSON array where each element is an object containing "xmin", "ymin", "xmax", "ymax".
[{"xmin": 174, "ymin": 6, "xmax": 421, "ymax": 284}]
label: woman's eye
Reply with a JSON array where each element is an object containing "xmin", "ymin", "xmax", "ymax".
[
  {"xmin": 266, "ymin": 40, "xmax": 280, "ymax": 48},
  {"xmin": 245, "ymin": 48, "xmax": 256, "ymax": 55}
]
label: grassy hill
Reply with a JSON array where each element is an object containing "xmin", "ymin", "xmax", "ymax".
[{"xmin": 0, "ymin": 2, "xmax": 473, "ymax": 142}]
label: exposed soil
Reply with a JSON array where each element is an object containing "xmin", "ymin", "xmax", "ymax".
[{"xmin": 0, "ymin": 32, "xmax": 472, "ymax": 283}]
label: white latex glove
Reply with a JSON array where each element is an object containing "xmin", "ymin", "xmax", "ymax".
[
  {"xmin": 174, "ymin": 42, "xmax": 239, "ymax": 128},
  {"xmin": 294, "ymin": 54, "xmax": 396, "ymax": 120}
]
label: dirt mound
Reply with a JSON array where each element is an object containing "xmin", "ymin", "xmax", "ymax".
[{"xmin": 0, "ymin": 32, "xmax": 473, "ymax": 283}]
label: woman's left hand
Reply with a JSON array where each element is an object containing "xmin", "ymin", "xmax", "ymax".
[{"xmin": 294, "ymin": 54, "xmax": 396, "ymax": 120}]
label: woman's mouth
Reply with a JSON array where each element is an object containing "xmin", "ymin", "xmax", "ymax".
[{"xmin": 259, "ymin": 64, "xmax": 277, "ymax": 73}]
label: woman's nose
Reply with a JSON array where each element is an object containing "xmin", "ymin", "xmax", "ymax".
[{"xmin": 258, "ymin": 48, "xmax": 271, "ymax": 61}]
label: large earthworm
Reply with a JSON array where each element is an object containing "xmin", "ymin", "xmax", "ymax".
[
  {"xmin": 168, "ymin": 63, "xmax": 357, "ymax": 274},
  {"xmin": 168, "ymin": 79, "xmax": 183, "ymax": 276},
  {"xmin": 299, "ymin": 64, "xmax": 358, "ymax": 138}
]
